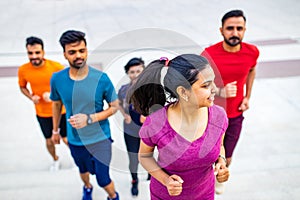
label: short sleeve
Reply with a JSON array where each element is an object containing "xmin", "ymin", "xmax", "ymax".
[
  {"xmin": 18, "ymin": 67, "xmax": 27, "ymax": 87},
  {"xmin": 117, "ymin": 87, "xmax": 123, "ymax": 102},
  {"xmin": 139, "ymin": 117, "xmax": 156, "ymax": 147},
  {"xmin": 209, "ymin": 105, "xmax": 229, "ymax": 134},
  {"xmin": 222, "ymin": 116, "xmax": 228, "ymax": 134},
  {"xmin": 217, "ymin": 106, "xmax": 228, "ymax": 133},
  {"xmin": 214, "ymin": 106, "xmax": 228, "ymax": 134},
  {"xmin": 117, "ymin": 85, "xmax": 126, "ymax": 105},
  {"xmin": 56, "ymin": 63, "xmax": 65, "ymax": 71},
  {"xmin": 51, "ymin": 60, "xmax": 65, "ymax": 72},
  {"xmin": 50, "ymin": 73, "xmax": 61, "ymax": 101},
  {"xmin": 103, "ymin": 73, "xmax": 117, "ymax": 103},
  {"xmin": 138, "ymin": 107, "xmax": 168, "ymax": 147},
  {"xmin": 251, "ymin": 46, "xmax": 260, "ymax": 69}
]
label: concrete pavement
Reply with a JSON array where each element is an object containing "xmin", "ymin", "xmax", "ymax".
[{"xmin": 0, "ymin": 0, "xmax": 300, "ymax": 199}]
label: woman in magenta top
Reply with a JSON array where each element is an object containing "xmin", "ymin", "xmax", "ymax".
[{"xmin": 128, "ymin": 54, "xmax": 229, "ymax": 199}]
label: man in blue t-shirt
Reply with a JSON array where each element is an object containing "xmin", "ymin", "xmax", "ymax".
[{"xmin": 50, "ymin": 30, "xmax": 119, "ymax": 200}]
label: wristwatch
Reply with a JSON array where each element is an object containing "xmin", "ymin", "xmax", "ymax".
[{"xmin": 86, "ymin": 114, "xmax": 93, "ymax": 125}]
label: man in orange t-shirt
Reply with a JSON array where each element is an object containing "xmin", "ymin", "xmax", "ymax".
[{"xmin": 18, "ymin": 36, "xmax": 67, "ymax": 171}]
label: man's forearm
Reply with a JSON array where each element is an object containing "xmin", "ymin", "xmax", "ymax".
[
  {"xmin": 245, "ymin": 68, "xmax": 256, "ymax": 99},
  {"xmin": 91, "ymin": 100, "xmax": 119, "ymax": 123},
  {"xmin": 52, "ymin": 101, "xmax": 62, "ymax": 131},
  {"xmin": 20, "ymin": 87, "xmax": 33, "ymax": 101}
]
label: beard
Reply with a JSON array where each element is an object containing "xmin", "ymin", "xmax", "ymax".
[
  {"xmin": 70, "ymin": 59, "xmax": 87, "ymax": 69},
  {"xmin": 224, "ymin": 36, "xmax": 241, "ymax": 47},
  {"xmin": 30, "ymin": 58, "xmax": 43, "ymax": 66}
]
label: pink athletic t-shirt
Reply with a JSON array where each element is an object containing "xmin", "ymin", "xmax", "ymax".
[{"xmin": 139, "ymin": 104, "xmax": 228, "ymax": 200}]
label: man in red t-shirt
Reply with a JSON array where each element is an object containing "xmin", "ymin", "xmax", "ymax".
[{"xmin": 201, "ymin": 9, "xmax": 259, "ymax": 185}]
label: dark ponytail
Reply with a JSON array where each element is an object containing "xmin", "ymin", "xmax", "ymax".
[{"xmin": 127, "ymin": 59, "xmax": 167, "ymax": 116}]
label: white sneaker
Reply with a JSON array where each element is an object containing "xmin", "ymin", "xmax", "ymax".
[
  {"xmin": 215, "ymin": 180, "xmax": 225, "ymax": 195},
  {"xmin": 49, "ymin": 159, "xmax": 60, "ymax": 172}
]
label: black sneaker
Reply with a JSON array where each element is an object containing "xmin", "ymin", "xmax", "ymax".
[{"xmin": 131, "ymin": 179, "xmax": 139, "ymax": 196}]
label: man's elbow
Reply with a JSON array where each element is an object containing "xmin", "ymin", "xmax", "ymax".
[
  {"xmin": 110, "ymin": 100, "xmax": 120, "ymax": 114},
  {"xmin": 52, "ymin": 100, "xmax": 62, "ymax": 108},
  {"xmin": 111, "ymin": 107, "xmax": 118, "ymax": 115}
]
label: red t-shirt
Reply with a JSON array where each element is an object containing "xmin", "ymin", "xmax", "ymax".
[{"xmin": 201, "ymin": 42, "xmax": 259, "ymax": 118}]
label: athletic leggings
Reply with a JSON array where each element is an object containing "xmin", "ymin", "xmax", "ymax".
[{"xmin": 124, "ymin": 133, "xmax": 140, "ymax": 181}]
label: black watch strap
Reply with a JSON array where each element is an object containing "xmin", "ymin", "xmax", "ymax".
[{"xmin": 86, "ymin": 114, "xmax": 93, "ymax": 125}]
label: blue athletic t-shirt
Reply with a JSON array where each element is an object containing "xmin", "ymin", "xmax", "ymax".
[{"xmin": 50, "ymin": 66, "xmax": 117, "ymax": 146}]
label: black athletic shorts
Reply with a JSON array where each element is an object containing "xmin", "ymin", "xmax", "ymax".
[{"xmin": 36, "ymin": 114, "xmax": 67, "ymax": 139}]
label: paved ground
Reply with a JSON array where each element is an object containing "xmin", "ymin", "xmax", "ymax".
[{"xmin": 0, "ymin": 0, "xmax": 300, "ymax": 200}]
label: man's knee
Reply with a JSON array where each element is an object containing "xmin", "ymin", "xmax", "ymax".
[{"xmin": 97, "ymin": 176, "xmax": 111, "ymax": 187}]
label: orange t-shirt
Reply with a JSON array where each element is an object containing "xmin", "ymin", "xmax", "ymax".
[{"xmin": 18, "ymin": 59, "xmax": 66, "ymax": 117}]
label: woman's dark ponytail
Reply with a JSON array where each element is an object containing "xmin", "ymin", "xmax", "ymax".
[{"xmin": 127, "ymin": 60, "xmax": 166, "ymax": 116}]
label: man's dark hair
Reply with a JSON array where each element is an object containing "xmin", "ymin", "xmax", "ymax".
[
  {"xmin": 221, "ymin": 9, "xmax": 246, "ymax": 26},
  {"xmin": 26, "ymin": 36, "xmax": 44, "ymax": 49},
  {"xmin": 59, "ymin": 30, "xmax": 86, "ymax": 51}
]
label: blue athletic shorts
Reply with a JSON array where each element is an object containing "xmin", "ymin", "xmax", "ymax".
[
  {"xmin": 36, "ymin": 114, "xmax": 67, "ymax": 139},
  {"xmin": 69, "ymin": 138, "xmax": 113, "ymax": 187}
]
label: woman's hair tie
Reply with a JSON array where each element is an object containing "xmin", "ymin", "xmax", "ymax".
[{"xmin": 159, "ymin": 57, "xmax": 169, "ymax": 67}]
